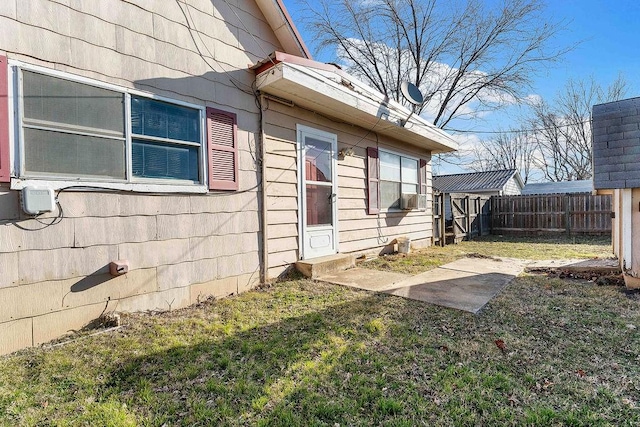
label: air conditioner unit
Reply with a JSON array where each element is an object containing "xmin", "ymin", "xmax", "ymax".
[
  {"xmin": 417, "ymin": 194, "xmax": 428, "ymax": 211},
  {"xmin": 400, "ymin": 193, "xmax": 418, "ymax": 210}
]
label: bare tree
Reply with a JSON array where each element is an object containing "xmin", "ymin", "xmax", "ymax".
[
  {"xmin": 471, "ymin": 130, "xmax": 537, "ymax": 183},
  {"xmin": 529, "ymin": 75, "xmax": 628, "ymax": 181},
  {"xmin": 302, "ymin": 0, "xmax": 570, "ymax": 129}
]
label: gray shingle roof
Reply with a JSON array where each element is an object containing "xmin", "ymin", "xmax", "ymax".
[
  {"xmin": 433, "ymin": 169, "xmax": 519, "ymax": 193},
  {"xmin": 521, "ymin": 180, "xmax": 593, "ymax": 195}
]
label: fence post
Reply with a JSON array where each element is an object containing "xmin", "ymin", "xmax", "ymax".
[
  {"xmin": 490, "ymin": 196, "xmax": 494, "ymax": 234},
  {"xmin": 478, "ymin": 197, "xmax": 483, "ymax": 237},
  {"xmin": 463, "ymin": 195, "xmax": 469, "ymax": 240},
  {"xmin": 440, "ymin": 193, "xmax": 446, "ymax": 247},
  {"xmin": 565, "ymin": 195, "xmax": 571, "ymax": 236}
]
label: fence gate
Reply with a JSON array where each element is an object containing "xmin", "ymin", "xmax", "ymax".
[
  {"xmin": 451, "ymin": 195, "xmax": 468, "ymax": 243},
  {"xmin": 433, "ymin": 193, "xmax": 491, "ymax": 246},
  {"xmin": 433, "ymin": 192, "xmax": 445, "ymax": 246}
]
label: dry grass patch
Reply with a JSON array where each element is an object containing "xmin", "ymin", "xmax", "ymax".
[
  {"xmin": 1, "ymin": 266, "xmax": 638, "ymax": 426},
  {"xmin": 366, "ymin": 235, "xmax": 613, "ymax": 275}
]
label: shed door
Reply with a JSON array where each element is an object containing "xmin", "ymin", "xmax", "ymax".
[{"xmin": 298, "ymin": 125, "xmax": 338, "ymax": 259}]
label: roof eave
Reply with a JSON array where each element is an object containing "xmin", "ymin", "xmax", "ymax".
[
  {"xmin": 254, "ymin": 0, "xmax": 311, "ymax": 58},
  {"xmin": 255, "ymin": 61, "xmax": 458, "ymax": 154}
]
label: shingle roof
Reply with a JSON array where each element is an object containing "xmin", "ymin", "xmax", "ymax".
[
  {"xmin": 521, "ymin": 180, "xmax": 593, "ymax": 195},
  {"xmin": 433, "ymin": 169, "xmax": 520, "ymax": 193}
]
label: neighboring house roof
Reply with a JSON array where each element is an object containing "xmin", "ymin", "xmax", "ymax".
[
  {"xmin": 253, "ymin": 52, "xmax": 458, "ymax": 153},
  {"xmin": 521, "ymin": 180, "xmax": 593, "ymax": 195},
  {"xmin": 433, "ymin": 169, "xmax": 523, "ymax": 193},
  {"xmin": 255, "ymin": 0, "xmax": 311, "ymax": 58}
]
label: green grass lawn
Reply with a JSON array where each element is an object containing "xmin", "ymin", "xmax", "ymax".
[
  {"xmin": 2, "ymin": 236, "xmax": 638, "ymax": 426},
  {"xmin": 366, "ymin": 235, "xmax": 614, "ymax": 275}
]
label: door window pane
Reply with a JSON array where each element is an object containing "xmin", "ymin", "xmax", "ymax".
[
  {"xmin": 305, "ymin": 137, "xmax": 332, "ymax": 182},
  {"xmin": 306, "ymin": 184, "xmax": 333, "ymax": 226}
]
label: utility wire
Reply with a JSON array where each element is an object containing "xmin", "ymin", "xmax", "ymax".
[
  {"xmin": 175, "ymin": 0, "xmax": 255, "ymax": 94},
  {"xmin": 443, "ymin": 118, "xmax": 592, "ymax": 135}
]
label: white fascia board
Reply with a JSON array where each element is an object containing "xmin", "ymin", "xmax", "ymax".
[{"xmin": 256, "ymin": 63, "xmax": 458, "ymax": 153}]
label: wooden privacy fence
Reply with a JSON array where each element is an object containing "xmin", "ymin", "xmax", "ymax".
[
  {"xmin": 433, "ymin": 193, "xmax": 491, "ymax": 246},
  {"xmin": 491, "ymin": 193, "xmax": 611, "ymax": 235}
]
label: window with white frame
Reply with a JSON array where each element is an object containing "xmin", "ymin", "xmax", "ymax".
[
  {"xmin": 18, "ymin": 68, "xmax": 204, "ymax": 185},
  {"xmin": 379, "ymin": 150, "xmax": 418, "ymax": 209}
]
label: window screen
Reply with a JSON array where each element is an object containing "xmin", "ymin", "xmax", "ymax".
[{"xmin": 22, "ymin": 71, "xmax": 126, "ymax": 179}]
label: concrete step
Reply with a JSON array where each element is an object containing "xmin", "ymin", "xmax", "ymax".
[{"xmin": 295, "ymin": 253, "xmax": 355, "ymax": 279}]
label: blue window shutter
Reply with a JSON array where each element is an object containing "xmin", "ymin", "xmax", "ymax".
[{"xmin": 207, "ymin": 107, "xmax": 238, "ymax": 191}]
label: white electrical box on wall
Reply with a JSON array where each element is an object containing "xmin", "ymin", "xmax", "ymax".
[{"xmin": 21, "ymin": 187, "xmax": 56, "ymax": 215}]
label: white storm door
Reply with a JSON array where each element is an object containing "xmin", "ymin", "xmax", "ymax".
[{"xmin": 298, "ymin": 125, "xmax": 338, "ymax": 259}]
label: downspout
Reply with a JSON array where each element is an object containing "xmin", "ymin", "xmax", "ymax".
[
  {"xmin": 622, "ymin": 189, "xmax": 632, "ymax": 271},
  {"xmin": 259, "ymin": 93, "xmax": 269, "ymax": 283}
]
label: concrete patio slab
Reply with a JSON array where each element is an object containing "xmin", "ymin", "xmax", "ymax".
[
  {"xmin": 387, "ymin": 257, "xmax": 524, "ymax": 313},
  {"xmin": 317, "ymin": 268, "xmax": 410, "ymax": 292},
  {"xmin": 317, "ymin": 257, "xmax": 525, "ymax": 314}
]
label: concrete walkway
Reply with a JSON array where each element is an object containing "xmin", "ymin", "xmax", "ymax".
[{"xmin": 318, "ymin": 257, "xmax": 524, "ymax": 314}]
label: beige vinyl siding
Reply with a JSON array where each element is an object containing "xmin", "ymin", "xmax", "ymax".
[
  {"xmin": 263, "ymin": 100, "xmax": 433, "ymax": 278},
  {"xmin": 0, "ymin": 0, "xmax": 278, "ymax": 354},
  {"xmin": 503, "ymin": 176, "xmax": 522, "ymax": 195}
]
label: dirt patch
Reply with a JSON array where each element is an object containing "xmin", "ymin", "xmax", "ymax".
[
  {"xmin": 466, "ymin": 252, "xmax": 502, "ymax": 261},
  {"xmin": 527, "ymin": 267, "xmax": 625, "ymax": 287}
]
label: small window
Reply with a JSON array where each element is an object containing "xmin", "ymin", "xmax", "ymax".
[
  {"xmin": 16, "ymin": 67, "xmax": 205, "ymax": 188},
  {"xmin": 131, "ymin": 96, "xmax": 201, "ymax": 182},
  {"xmin": 379, "ymin": 150, "xmax": 418, "ymax": 209}
]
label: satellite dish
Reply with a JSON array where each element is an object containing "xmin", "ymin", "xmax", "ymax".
[
  {"xmin": 399, "ymin": 82, "xmax": 424, "ymax": 127},
  {"xmin": 401, "ymin": 81, "xmax": 424, "ymax": 105}
]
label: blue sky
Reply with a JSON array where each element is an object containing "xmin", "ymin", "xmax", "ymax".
[{"xmin": 281, "ymin": 0, "xmax": 640, "ymax": 174}]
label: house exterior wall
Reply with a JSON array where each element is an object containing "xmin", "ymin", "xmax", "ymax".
[
  {"xmin": 611, "ymin": 188, "xmax": 640, "ymax": 276},
  {"xmin": 0, "ymin": 0, "xmax": 281, "ymax": 354},
  {"xmin": 262, "ymin": 100, "xmax": 433, "ymax": 278},
  {"xmin": 592, "ymin": 98, "xmax": 640, "ymax": 279}
]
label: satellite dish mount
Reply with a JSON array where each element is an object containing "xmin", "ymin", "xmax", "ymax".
[{"xmin": 400, "ymin": 81, "xmax": 424, "ymax": 127}]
